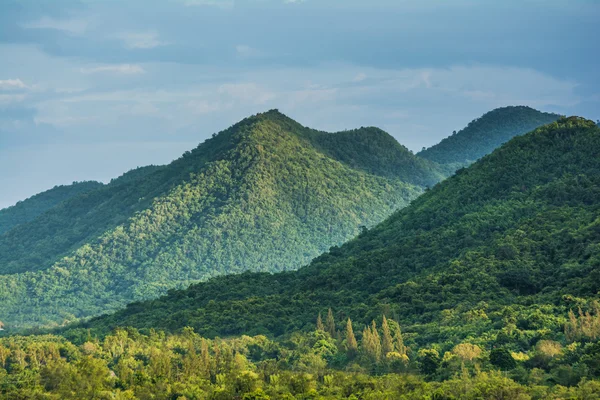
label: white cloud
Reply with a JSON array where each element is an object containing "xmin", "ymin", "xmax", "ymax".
[
  {"xmin": 0, "ymin": 94, "xmax": 27, "ymax": 105},
  {"xmin": 187, "ymin": 100, "xmax": 226, "ymax": 115},
  {"xmin": 183, "ymin": 0, "xmax": 235, "ymax": 8},
  {"xmin": 0, "ymin": 79, "xmax": 28, "ymax": 91},
  {"xmin": 218, "ymin": 83, "xmax": 276, "ymax": 104},
  {"xmin": 80, "ymin": 64, "xmax": 146, "ymax": 75},
  {"xmin": 117, "ymin": 32, "xmax": 168, "ymax": 49},
  {"xmin": 235, "ymin": 45, "xmax": 262, "ymax": 59},
  {"xmin": 352, "ymin": 73, "xmax": 367, "ymax": 83},
  {"xmin": 34, "ymin": 115, "xmax": 98, "ymax": 127},
  {"xmin": 21, "ymin": 17, "xmax": 88, "ymax": 35}
]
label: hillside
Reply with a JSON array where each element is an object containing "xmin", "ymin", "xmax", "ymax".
[
  {"xmin": 0, "ymin": 181, "xmax": 104, "ymax": 235},
  {"xmin": 78, "ymin": 117, "xmax": 600, "ymax": 351},
  {"xmin": 0, "ymin": 110, "xmax": 445, "ymax": 328},
  {"xmin": 417, "ymin": 106, "xmax": 560, "ymax": 168}
]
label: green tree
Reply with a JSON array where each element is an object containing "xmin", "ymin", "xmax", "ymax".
[{"xmin": 345, "ymin": 318, "xmax": 358, "ymax": 358}]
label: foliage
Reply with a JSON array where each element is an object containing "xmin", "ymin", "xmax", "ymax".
[
  {"xmin": 0, "ymin": 110, "xmax": 444, "ymax": 329},
  {"xmin": 417, "ymin": 106, "xmax": 560, "ymax": 168},
  {"xmin": 5, "ymin": 323, "xmax": 600, "ymax": 398}
]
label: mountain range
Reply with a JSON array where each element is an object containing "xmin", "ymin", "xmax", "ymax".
[
  {"xmin": 75, "ymin": 116, "xmax": 600, "ymax": 349},
  {"xmin": 0, "ymin": 106, "xmax": 564, "ymax": 330},
  {"xmin": 2, "ymin": 110, "xmax": 599, "ymax": 399},
  {"xmin": 0, "ymin": 110, "xmax": 444, "ymax": 328}
]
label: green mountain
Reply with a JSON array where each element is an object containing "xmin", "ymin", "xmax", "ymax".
[
  {"xmin": 0, "ymin": 110, "xmax": 445, "ymax": 328},
  {"xmin": 79, "ymin": 117, "xmax": 600, "ymax": 350},
  {"xmin": 417, "ymin": 106, "xmax": 560, "ymax": 168},
  {"xmin": 0, "ymin": 181, "xmax": 104, "ymax": 236}
]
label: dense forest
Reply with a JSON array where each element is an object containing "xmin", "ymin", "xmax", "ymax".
[
  {"xmin": 0, "ymin": 181, "xmax": 104, "ymax": 235},
  {"xmin": 417, "ymin": 106, "xmax": 559, "ymax": 168},
  {"xmin": 33, "ymin": 117, "xmax": 597, "ymax": 396},
  {"xmin": 2, "ymin": 317, "xmax": 600, "ymax": 399},
  {"xmin": 0, "ymin": 110, "xmax": 446, "ymax": 329}
]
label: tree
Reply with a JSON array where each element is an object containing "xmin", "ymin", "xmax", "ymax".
[
  {"xmin": 489, "ymin": 348, "xmax": 516, "ymax": 371},
  {"xmin": 361, "ymin": 321, "xmax": 382, "ymax": 362},
  {"xmin": 381, "ymin": 315, "xmax": 393, "ymax": 356},
  {"xmin": 316, "ymin": 313, "xmax": 324, "ymax": 332},
  {"xmin": 345, "ymin": 318, "xmax": 358, "ymax": 357},
  {"xmin": 389, "ymin": 320, "xmax": 406, "ymax": 357},
  {"xmin": 418, "ymin": 349, "xmax": 440, "ymax": 375},
  {"xmin": 326, "ymin": 308, "xmax": 335, "ymax": 337},
  {"xmin": 452, "ymin": 343, "xmax": 482, "ymax": 362}
]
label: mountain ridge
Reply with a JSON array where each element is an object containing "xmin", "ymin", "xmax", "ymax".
[
  {"xmin": 71, "ymin": 117, "xmax": 600, "ymax": 348},
  {"xmin": 0, "ymin": 181, "xmax": 104, "ymax": 236},
  {"xmin": 0, "ymin": 110, "xmax": 444, "ymax": 328},
  {"xmin": 417, "ymin": 106, "xmax": 560, "ymax": 168}
]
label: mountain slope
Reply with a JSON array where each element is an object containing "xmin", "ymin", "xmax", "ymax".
[
  {"xmin": 417, "ymin": 106, "xmax": 560, "ymax": 168},
  {"xmin": 0, "ymin": 110, "xmax": 444, "ymax": 328},
  {"xmin": 78, "ymin": 117, "xmax": 600, "ymax": 350},
  {"xmin": 0, "ymin": 181, "xmax": 104, "ymax": 235}
]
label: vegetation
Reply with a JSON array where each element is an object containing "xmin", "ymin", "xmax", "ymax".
[
  {"xmin": 0, "ymin": 181, "xmax": 104, "ymax": 236},
  {"xmin": 3, "ymin": 317, "xmax": 600, "ymax": 398},
  {"xmin": 1, "ymin": 116, "xmax": 599, "ymax": 398},
  {"xmin": 417, "ymin": 106, "xmax": 560, "ymax": 168},
  {"xmin": 0, "ymin": 110, "xmax": 446, "ymax": 329},
  {"xmin": 45, "ymin": 117, "xmax": 600, "ymax": 392}
]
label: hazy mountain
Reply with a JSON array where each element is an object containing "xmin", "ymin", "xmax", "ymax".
[
  {"xmin": 417, "ymin": 106, "xmax": 560, "ymax": 169},
  {"xmin": 0, "ymin": 181, "xmax": 104, "ymax": 236}
]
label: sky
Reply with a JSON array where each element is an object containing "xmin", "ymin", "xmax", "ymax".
[{"xmin": 0, "ymin": 0, "xmax": 598, "ymax": 209}]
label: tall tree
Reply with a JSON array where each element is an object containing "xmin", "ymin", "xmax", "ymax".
[
  {"xmin": 326, "ymin": 308, "xmax": 336, "ymax": 337},
  {"xmin": 381, "ymin": 315, "xmax": 393, "ymax": 356},
  {"xmin": 345, "ymin": 318, "xmax": 358, "ymax": 357},
  {"xmin": 316, "ymin": 313, "xmax": 324, "ymax": 332},
  {"xmin": 390, "ymin": 320, "xmax": 406, "ymax": 356},
  {"xmin": 361, "ymin": 321, "xmax": 382, "ymax": 362}
]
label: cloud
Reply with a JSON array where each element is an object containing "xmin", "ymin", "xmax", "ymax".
[
  {"xmin": 21, "ymin": 16, "xmax": 88, "ymax": 35},
  {"xmin": 183, "ymin": 0, "xmax": 235, "ymax": 8},
  {"xmin": 0, "ymin": 79, "xmax": 28, "ymax": 91},
  {"xmin": 352, "ymin": 73, "xmax": 367, "ymax": 83},
  {"xmin": 117, "ymin": 32, "xmax": 168, "ymax": 49},
  {"xmin": 235, "ymin": 45, "xmax": 261, "ymax": 59},
  {"xmin": 218, "ymin": 83, "xmax": 276, "ymax": 104},
  {"xmin": 0, "ymin": 94, "xmax": 27, "ymax": 105},
  {"xmin": 80, "ymin": 64, "xmax": 146, "ymax": 75},
  {"xmin": 187, "ymin": 100, "xmax": 225, "ymax": 115}
]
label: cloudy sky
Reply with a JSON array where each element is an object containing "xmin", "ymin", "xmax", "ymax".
[{"xmin": 0, "ymin": 0, "xmax": 598, "ymax": 209}]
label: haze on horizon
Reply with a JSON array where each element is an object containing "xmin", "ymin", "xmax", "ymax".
[{"xmin": 0, "ymin": 0, "xmax": 598, "ymax": 209}]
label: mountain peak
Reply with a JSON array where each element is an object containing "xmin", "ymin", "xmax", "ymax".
[{"xmin": 417, "ymin": 106, "xmax": 560, "ymax": 168}]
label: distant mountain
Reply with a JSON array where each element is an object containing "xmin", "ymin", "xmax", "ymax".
[
  {"xmin": 417, "ymin": 106, "xmax": 560, "ymax": 168},
  {"xmin": 78, "ymin": 117, "xmax": 600, "ymax": 351},
  {"xmin": 0, "ymin": 181, "xmax": 104, "ymax": 236},
  {"xmin": 0, "ymin": 110, "xmax": 446, "ymax": 328}
]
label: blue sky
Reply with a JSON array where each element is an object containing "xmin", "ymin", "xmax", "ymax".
[{"xmin": 0, "ymin": 0, "xmax": 598, "ymax": 209}]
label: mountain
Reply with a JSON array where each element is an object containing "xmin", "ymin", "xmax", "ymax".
[
  {"xmin": 0, "ymin": 181, "xmax": 104, "ymax": 235},
  {"xmin": 0, "ymin": 110, "xmax": 446, "ymax": 328},
  {"xmin": 78, "ymin": 117, "xmax": 600, "ymax": 350},
  {"xmin": 417, "ymin": 106, "xmax": 560, "ymax": 168}
]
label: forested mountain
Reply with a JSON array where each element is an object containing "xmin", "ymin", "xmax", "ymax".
[
  {"xmin": 78, "ymin": 117, "xmax": 600, "ymax": 353},
  {"xmin": 0, "ymin": 110, "xmax": 445, "ymax": 329},
  {"xmin": 0, "ymin": 181, "xmax": 104, "ymax": 235},
  {"xmin": 3, "ymin": 117, "xmax": 600, "ymax": 399},
  {"xmin": 417, "ymin": 106, "xmax": 560, "ymax": 168}
]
